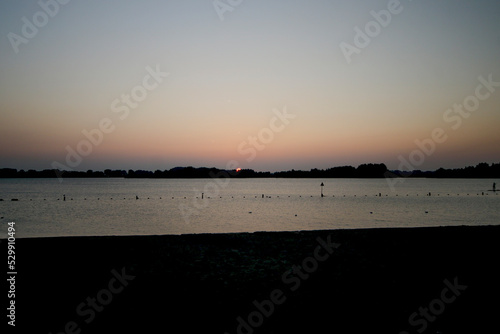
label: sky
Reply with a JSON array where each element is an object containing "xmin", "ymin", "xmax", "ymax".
[{"xmin": 0, "ymin": 0, "xmax": 499, "ymax": 172}]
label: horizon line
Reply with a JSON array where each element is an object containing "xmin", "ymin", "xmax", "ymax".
[{"xmin": 1, "ymin": 162, "xmax": 499, "ymax": 175}]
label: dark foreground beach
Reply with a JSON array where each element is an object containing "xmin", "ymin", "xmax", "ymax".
[{"xmin": 9, "ymin": 226, "xmax": 500, "ymax": 333}]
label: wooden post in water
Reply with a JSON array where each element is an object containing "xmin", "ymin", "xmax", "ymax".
[{"xmin": 321, "ymin": 182, "xmax": 324, "ymax": 198}]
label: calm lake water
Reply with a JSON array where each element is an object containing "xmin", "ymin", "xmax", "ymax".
[{"xmin": 0, "ymin": 178, "xmax": 499, "ymax": 238}]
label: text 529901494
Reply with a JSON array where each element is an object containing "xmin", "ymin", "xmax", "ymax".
[{"xmin": 7, "ymin": 221, "xmax": 16, "ymax": 327}]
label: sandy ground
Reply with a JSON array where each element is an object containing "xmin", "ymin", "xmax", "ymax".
[{"xmin": 8, "ymin": 225, "xmax": 500, "ymax": 333}]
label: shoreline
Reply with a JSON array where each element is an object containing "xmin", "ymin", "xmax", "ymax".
[
  {"xmin": 12, "ymin": 225, "xmax": 500, "ymax": 333},
  {"xmin": 7, "ymin": 223, "xmax": 498, "ymax": 239}
]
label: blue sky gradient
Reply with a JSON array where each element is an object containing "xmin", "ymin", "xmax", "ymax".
[{"xmin": 1, "ymin": 0, "xmax": 499, "ymax": 171}]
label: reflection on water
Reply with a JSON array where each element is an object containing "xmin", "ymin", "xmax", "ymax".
[{"xmin": 0, "ymin": 178, "xmax": 499, "ymax": 237}]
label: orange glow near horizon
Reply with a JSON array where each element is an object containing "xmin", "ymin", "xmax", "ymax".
[{"xmin": 1, "ymin": 2, "xmax": 499, "ymax": 172}]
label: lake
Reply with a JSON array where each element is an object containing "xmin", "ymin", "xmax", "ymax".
[{"xmin": 0, "ymin": 178, "xmax": 499, "ymax": 238}]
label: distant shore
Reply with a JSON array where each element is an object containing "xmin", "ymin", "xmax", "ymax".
[
  {"xmin": 1, "ymin": 162, "xmax": 500, "ymax": 179},
  {"xmin": 13, "ymin": 225, "xmax": 500, "ymax": 333}
]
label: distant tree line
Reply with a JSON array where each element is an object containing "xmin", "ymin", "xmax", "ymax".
[
  {"xmin": 126, "ymin": 167, "xmax": 272, "ymax": 179},
  {"xmin": 1, "ymin": 162, "xmax": 499, "ymax": 179},
  {"xmin": 388, "ymin": 162, "xmax": 500, "ymax": 178},
  {"xmin": 274, "ymin": 164, "xmax": 388, "ymax": 178},
  {"xmin": 0, "ymin": 168, "xmax": 126, "ymax": 178}
]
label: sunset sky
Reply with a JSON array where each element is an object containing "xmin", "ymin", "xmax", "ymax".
[{"xmin": 1, "ymin": 0, "xmax": 499, "ymax": 172}]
